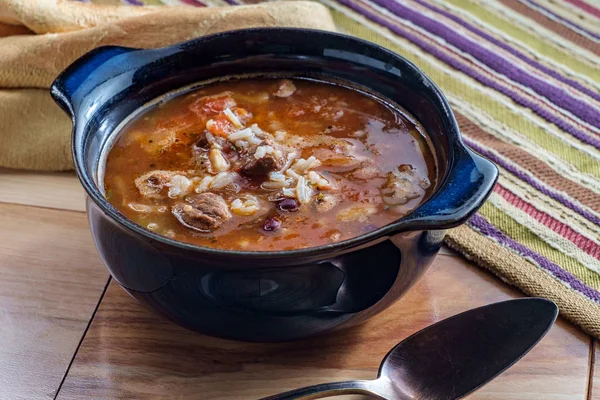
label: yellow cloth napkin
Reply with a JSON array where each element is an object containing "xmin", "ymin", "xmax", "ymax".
[{"xmin": 0, "ymin": 0, "xmax": 335, "ymax": 171}]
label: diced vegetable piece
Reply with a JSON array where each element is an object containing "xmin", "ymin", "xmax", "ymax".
[
  {"xmin": 206, "ymin": 114, "xmax": 233, "ymax": 137},
  {"xmin": 209, "ymin": 148, "xmax": 230, "ymax": 172}
]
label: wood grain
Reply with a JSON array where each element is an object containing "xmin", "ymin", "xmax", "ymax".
[
  {"xmin": 591, "ymin": 341, "xmax": 599, "ymax": 400},
  {"xmin": 57, "ymin": 254, "xmax": 590, "ymax": 400},
  {"xmin": 0, "ymin": 203, "xmax": 108, "ymax": 399},
  {"xmin": 0, "ymin": 168, "xmax": 85, "ymax": 212}
]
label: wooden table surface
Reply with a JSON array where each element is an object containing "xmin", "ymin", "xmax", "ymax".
[{"xmin": 0, "ymin": 168, "xmax": 597, "ymax": 400}]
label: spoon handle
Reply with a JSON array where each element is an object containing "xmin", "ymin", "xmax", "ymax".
[{"xmin": 258, "ymin": 380, "xmax": 389, "ymax": 400}]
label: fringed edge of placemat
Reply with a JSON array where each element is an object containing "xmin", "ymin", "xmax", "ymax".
[{"xmin": 445, "ymin": 224, "xmax": 600, "ymax": 339}]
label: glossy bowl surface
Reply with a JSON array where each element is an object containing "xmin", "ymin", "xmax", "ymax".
[{"xmin": 52, "ymin": 28, "xmax": 497, "ymax": 342}]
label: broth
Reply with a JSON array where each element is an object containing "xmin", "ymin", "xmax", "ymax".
[{"xmin": 103, "ymin": 78, "xmax": 435, "ymax": 251}]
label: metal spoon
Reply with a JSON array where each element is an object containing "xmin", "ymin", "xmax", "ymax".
[{"xmin": 260, "ymin": 298, "xmax": 558, "ymax": 400}]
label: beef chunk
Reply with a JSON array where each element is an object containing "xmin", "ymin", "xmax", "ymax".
[
  {"xmin": 172, "ymin": 193, "xmax": 231, "ymax": 232},
  {"xmin": 194, "ymin": 132, "xmax": 211, "ymax": 150},
  {"xmin": 273, "ymin": 79, "xmax": 296, "ymax": 98},
  {"xmin": 311, "ymin": 147, "xmax": 364, "ymax": 170},
  {"xmin": 381, "ymin": 165, "xmax": 422, "ymax": 206},
  {"xmin": 134, "ymin": 170, "xmax": 182, "ymax": 199},
  {"xmin": 194, "ymin": 132, "xmax": 234, "ymax": 172},
  {"xmin": 351, "ymin": 166, "xmax": 380, "ymax": 180},
  {"xmin": 243, "ymin": 154, "xmax": 284, "ymax": 175},
  {"xmin": 241, "ymin": 142, "xmax": 286, "ymax": 176}
]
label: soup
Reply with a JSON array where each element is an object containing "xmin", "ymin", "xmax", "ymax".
[{"xmin": 103, "ymin": 78, "xmax": 435, "ymax": 251}]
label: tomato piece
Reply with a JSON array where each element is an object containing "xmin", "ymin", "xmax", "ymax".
[
  {"xmin": 206, "ymin": 114, "xmax": 233, "ymax": 137},
  {"xmin": 189, "ymin": 94, "xmax": 236, "ymax": 117},
  {"xmin": 205, "ymin": 107, "xmax": 253, "ymax": 137},
  {"xmin": 205, "ymin": 96, "xmax": 236, "ymax": 113}
]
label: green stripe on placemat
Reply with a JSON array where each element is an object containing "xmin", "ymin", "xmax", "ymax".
[{"xmin": 124, "ymin": 0, "xmax": 600, "ymax": 337}]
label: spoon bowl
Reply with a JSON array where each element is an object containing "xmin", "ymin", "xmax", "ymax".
[{"xmin": 261, "ymin": 298, "xmax": 558, "ymax": 400}]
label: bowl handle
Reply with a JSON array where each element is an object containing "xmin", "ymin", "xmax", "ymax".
[
  {"xmin": 50, "ymin": 45, "xmax": 139, "ymax": 117},
  {"xmin": 393, "ymin": 145, "xmax": 498, "ymax": 232}
]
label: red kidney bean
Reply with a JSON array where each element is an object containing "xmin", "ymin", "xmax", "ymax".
[
  {"xmin": 277, "ymin": 198, "xmax": 299, "ymax": 212},
  {"xmin": 263, "ymin": 216, "xmax": 282, "ymax": 232}
]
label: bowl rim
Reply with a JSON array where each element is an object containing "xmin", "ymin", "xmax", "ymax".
[{"xmin": 60, "ymin": 27, "xmax": 468, "ymax": 260}]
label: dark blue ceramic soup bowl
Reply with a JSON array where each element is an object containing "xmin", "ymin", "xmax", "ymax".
[{"xmin": 51, "ymin": 28, "xmax": 497, "ymax": 342}]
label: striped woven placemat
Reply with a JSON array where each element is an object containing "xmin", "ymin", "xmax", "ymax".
[{"xmin": 112, "ymin": 0, "xmax": 600, "ymax": 338}]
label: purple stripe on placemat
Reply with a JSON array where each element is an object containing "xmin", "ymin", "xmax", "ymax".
[
  {"xmin": 520, "ymin": 0, "xmax": 600, "ymax": 41},
  {"xmin": 411, "ymin": 0, "xmax": 600, "ymax": 103},
  {"xmin": 468, "ymin": 213, "xmax": 600, "ymax": 303},
  {"xmin": 180, "ymin": 0, "xmax": 206, "ymax": 6},
  {"xmin": 336, "ymin": 0, "xmax": 600, "ymax": 150},
  {"xmin": 122, "ymin": 0, "xmax": 144, "ymax": 5},
  {"xmin": 463, "ymin": 138, "xmax": 600, "ymax": 227},
  {"xmin": 369, "ymin": 0, "xmax": 600, "ymax": 129}
]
